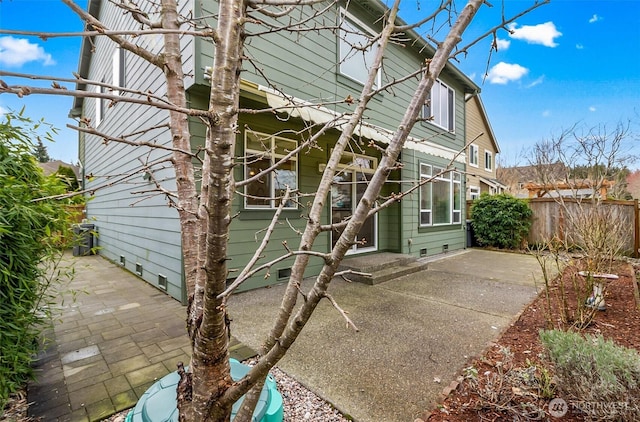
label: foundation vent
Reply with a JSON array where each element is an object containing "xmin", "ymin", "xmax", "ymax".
[
  {"xmin": 420, "ymin": 248, "xmax": 427, "ymax": 257},
  {"xmin": 119, "ymin": 255, "xmax": 125, "ymax": 266},
  {"xmin": 277, "ymin": 268, "xmax": 292, "ymax": 280},
  {"xmin": 135, "ymin": 263, "xmax": 143, "ymax": 276},
  {"xmin": 158, "ymin": 274, "xmax": 168, "ymax": 290}
]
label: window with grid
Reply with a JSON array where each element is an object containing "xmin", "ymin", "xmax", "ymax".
[
  {"xmin": 420, "ymin": 164, "xmax": 461, "ymax": 226},
  {"xmin": 244, "ymin": 131, "xmax": 298, "ymax": 209}
]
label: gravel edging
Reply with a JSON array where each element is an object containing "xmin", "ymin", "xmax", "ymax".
[{"xmin": 101, "ymin": 364, "xmax": 351, "ymax": 422}]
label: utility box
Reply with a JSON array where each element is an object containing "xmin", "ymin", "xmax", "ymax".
[{"xmin": 73, "ymin": 223, "xmax": 96, "ymax": 256}]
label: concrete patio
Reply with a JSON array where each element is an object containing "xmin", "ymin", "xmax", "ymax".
[{"xmin": 27, "ymin": 248, "xmax": 545, "ymax": 421}]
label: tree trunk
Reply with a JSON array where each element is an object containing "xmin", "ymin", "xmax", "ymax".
[{"xmin": 185, "ymin": 0, "xmax": 247, "ymax": 419}]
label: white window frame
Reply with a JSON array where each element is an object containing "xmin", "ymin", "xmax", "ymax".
[
  {"xmin": 419, "ymin": 163, "xmax": 462, "ymax": 227},
  {"xmin": 112, "ymin": 46, "xmax": 125, "ymax": 95},
  {"xmin": 331, "ymin": 152, "xmax": 379, "ymax": 255},
  {"xmin": 469, "ymin": 185, "xmax": 480, "ymax": 200},
  {"xmin": 485, "ymin": 150, "xmax": 493, "ymax": 172},
  {"xmin": 244, "ymin": 130, "xmax": 298, "ymax": 210},
  {"xmin": 95, "ymin": 84, "xmax": 103, "ymax": 126},
  {"xmin": 338, "ymin": 9, "xmax": 381, "ymax": 88},
  {"xmin": 423, "ymin": 79, "xmax": 455, "ymax": 132},
  {"xmin": 469, "ymin": 144, "xmax": 479, "ymax": 167}
]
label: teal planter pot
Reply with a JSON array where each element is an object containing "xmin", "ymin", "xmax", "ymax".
[{"xmin": 125, "ymin": 359, "xmax": 284, "ymax": 422}]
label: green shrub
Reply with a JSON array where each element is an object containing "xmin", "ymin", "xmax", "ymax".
[
  {"xmin": 470, "ymin": 193, "xmax": 532, "ymax": 249},
  {"xmin": 54, "ymin": 165, "xmax": 80, "ymax": 192},
  {"xmin": 0, "ymin": 112, "xmax": 72, "ymax": 409},
  {"xmin": 540, "ymin": 329, "xmax": 640, "ymax": 420}
]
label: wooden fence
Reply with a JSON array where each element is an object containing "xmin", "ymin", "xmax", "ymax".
[
  {"xmin": 526, "ymin": 198, "xmax": 639, "ymax": 257},
  {"xmin": 467, "ymin": 198, "xmax": 640, "ymax": 257}
]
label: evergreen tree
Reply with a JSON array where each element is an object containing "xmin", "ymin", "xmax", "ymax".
[{"xmin": 32, "ymin": 138, "xmax": 50, "ymax": 163}]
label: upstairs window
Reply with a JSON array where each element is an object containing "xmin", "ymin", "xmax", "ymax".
[
  {"xmin": 423, "ymin": 80, "xmax": 455, "ymax": 132},
  {"xmin": 244, "ymin": 131, "xmax": 298, "ymax": 209},
  {"xmin": 112, "ymin": 46, "xmax": 125, "ymax": 94},
  {"xmin": 419, "ymin": 164, "xmax": 461, "ymax": 226},
  {"xmin": 95, "ymin": 82, "xmax": 104, "ymax": 126},
  {"xmin": 469, "ymin": 144, "xmax": 479, "ymax": 167},
  {"xmin": 338, "ymin": 10, "xmax": 380, "ymax": 87},
  {"xmin": 485, "ymin": 151, "xmax": 493, "ymax": 172}
]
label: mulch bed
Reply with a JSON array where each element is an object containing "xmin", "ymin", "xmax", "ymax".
[{"xmin": 425, "ymin": 260, "xmax": 640, "ymax": 422}]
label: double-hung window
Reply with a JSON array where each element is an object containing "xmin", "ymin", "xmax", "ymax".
[
  {"xmin": 245, "ymin": 131, "xmax": 298, "ymax": 209},
  {"xmin": 423, "ymin": 80, "xmax": 455, "ymax": 132},
  {"xmin": 338, "ymin": 9, "xmax": 380, "ymax": 87},
  {"xmin": 485, "ymin": 151, "xmax": 493, "ymax": 172},
  {"xmin": 419, "ymin": 164, "xmax": 461, "ymax": 226},
  {"xmin": 469, "ymin": 144, "xmax": 479, "ymax": 167}
]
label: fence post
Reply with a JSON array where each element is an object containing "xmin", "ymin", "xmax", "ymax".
[{"xmin": 635, "ymin": 199, "xmax": 639, "ymax": 258}]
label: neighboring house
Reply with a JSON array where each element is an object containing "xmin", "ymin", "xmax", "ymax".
[
  {"xmin": 497, "ymin": 163, "xmax": 614, "ymax": 199},
  {"xmin": 38, "ymin": 160, "xmax": 81, "ymax": 181},
  {"xmin": 464, "ymin": 94, "xmax": 504, "ymax": 200},
  {"xmin": 70, "ymin": 0, "xmax": 480, "ymax": 302},
  {"xmin": 497, "ymin": 163, "xmax": 567, "ymax": 198}
]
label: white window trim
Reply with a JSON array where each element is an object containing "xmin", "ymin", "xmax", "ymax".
[
  {"xmin": 330, "ymin": 150, "xmax": 379, "ymax": 255},
  {"xmin": 95, "ymin": 85, "xmax": 102, "ymax": 126},
  {"xmin": 112, "ymin": 46, "xmax": 125, "ymax": 95},
  {"xmin": 469, "ymin": 185, "xmax": 480, "ymax": 200},
  {"xmin": 419, "ymin": 163, "xmax": 462, "ymax": 227},
  {"xmin": 244, "ymin": 130, "xmax": 298, "ymax": 210},
  {"xmin": 338, "ymin": 8, "xmax": 381, "ymax": 88},
  {"xmin": 484, "ymin": 150, "xmax": 493, "ymax": 172},
  {"xmin": 469, "ymin": 144, "xmax": 479, "ymax": 168},
  {"xmin": 423, "ymin": 79, "xmax": 455, "ymax": 133}
]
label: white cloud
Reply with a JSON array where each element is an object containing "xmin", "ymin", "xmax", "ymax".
[
  {"xmin": 589, "ymin": 14, "xmax": 602, "ymax": 23},
  {"xmin": 487, "ymin": 62, "xmax": 529, "ymax": 84},
  {"xmin": 494, "ymin": 38, "xmax": 511, "ymax": 51},
  {"xmin": 576, "ymin": 44, "xmax": 584, "ymax": 50},
  {"xmin": 542, "ymin": 110, "xmax": 551, "ymax": 117},
  {"xmin": 0, "ymin": 36, "xmax": 55, "ymax": 67},
  {"xmin": 589, "ymin": 106, "xmax": 597, "ymax": 112},
  {"xmin": 507, "ymin": 22, "xmax": 562, "ymax": 47}
]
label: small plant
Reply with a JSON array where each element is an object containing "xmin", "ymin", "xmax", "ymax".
[
  {"xmin": 530, "ymin": 240, "xmax": 609, "ymax": 331},
  {"xmin": 540, "ymin": 329, "xmax": 640, "ymax": 421},
  {"xmin": 470, "ymin": 193, "xmax": 532, "ymax": 249},
  {"xmin": 463, "ymin": 346, "xmax": 549, "ymax": 421}
]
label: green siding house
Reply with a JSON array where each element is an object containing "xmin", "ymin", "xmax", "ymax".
[{"xmin": 72, "ymin": 0, "xmax": 479, "ymax": 302}]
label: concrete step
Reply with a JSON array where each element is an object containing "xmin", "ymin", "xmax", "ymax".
[{"xmin": 338, "ymin": 254, "xmax": 430, "ymax": 285}]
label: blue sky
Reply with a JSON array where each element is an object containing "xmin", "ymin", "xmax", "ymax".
[{"xmin": 0, "ymin": 0, "xmax": 638, "ymax": 166}]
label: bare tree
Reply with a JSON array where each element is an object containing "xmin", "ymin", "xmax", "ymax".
[
  {"xmin": 0, "ymin": 0, "xmax": 548, "ymax": 420},
  {"xmin": 528, "ymin": 122, "xmax": 636, "ymax": 328}
]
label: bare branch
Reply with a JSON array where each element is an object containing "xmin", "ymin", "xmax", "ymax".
[
  {"xmin": 73, "ymin": 124, "xmax": 197, "ymax": 156},
  {"xmin": 219, "ymin": 189, "xmax": 293, "ymax": 298},
  {"xmin": 0, "ymin": 28, "xmax": 213, "ymax": 39},
  {"xmin": 61, "ymin": 0, "xmax": 163, "ymax": 67},
  {"xmin": 322, "ymin": 293, "xmax": 359, "ymax": 332}
]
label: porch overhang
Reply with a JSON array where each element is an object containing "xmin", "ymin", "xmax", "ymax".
[{"xmin": 250, "ymin": 82, "xmax": 465, "ymax": 164}]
